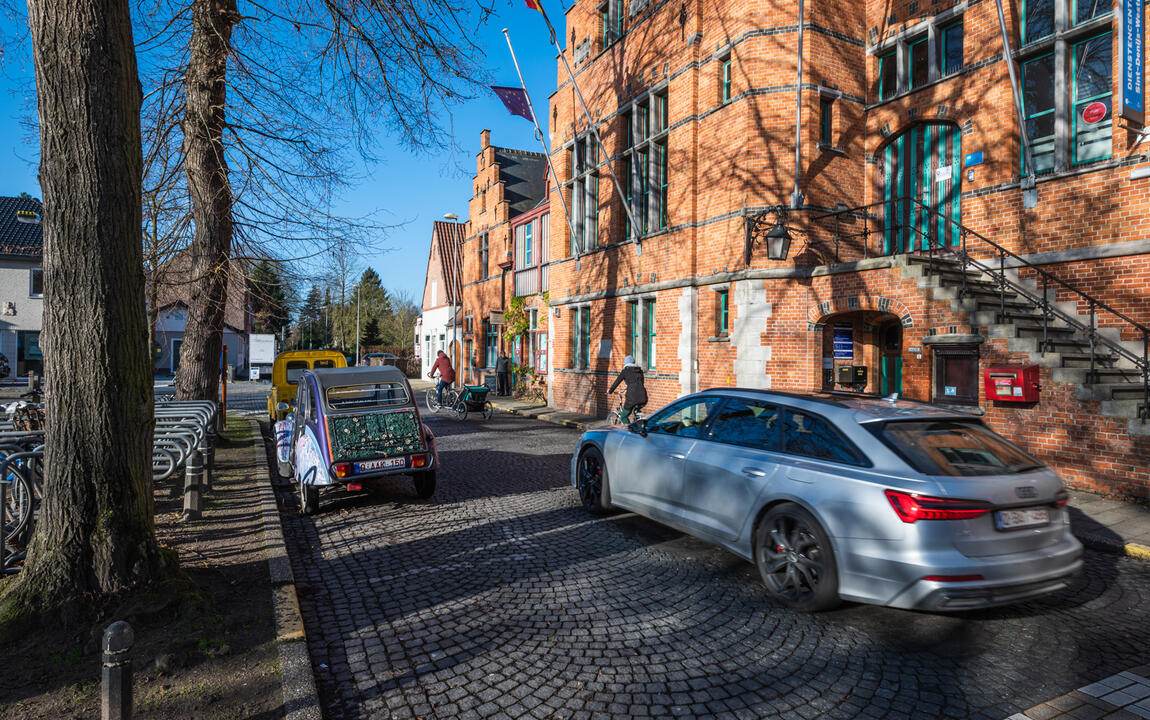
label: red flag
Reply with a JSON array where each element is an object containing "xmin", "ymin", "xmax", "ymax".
[{"xmin": 525, "ymin": 0, "xmax": 544, "ymax": 13}]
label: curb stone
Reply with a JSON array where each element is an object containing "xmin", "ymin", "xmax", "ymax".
[{"xmin": 248, "ymin": 418, "xmax": 322, "ymax": 720}]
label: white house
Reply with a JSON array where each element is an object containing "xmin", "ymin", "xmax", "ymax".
[
  {"xmin": 419, "ymin": 220, "xmax": 464, "ymax": 378},
  {"xmin": 0, "ymin": 197, "xmax": 44, "ymax": 381}
]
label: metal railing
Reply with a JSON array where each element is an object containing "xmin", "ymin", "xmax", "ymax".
[{"xmin": 745, "ymin": 197, "xmax": 1149, "ymax": 422}]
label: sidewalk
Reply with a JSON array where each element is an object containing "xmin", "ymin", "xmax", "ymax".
[{"xmin": 483, "ymin": 389, "xmax": 1150, "ymax": 563}]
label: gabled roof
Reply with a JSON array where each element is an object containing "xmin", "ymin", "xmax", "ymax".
[
  {"xmin": 0, "ymin": 196, "xmax": 44, "ymax": 259},
  {"xmin": 430, "ymin": 220, "xmax": 464, "ymax": 306},
  {"xmin": 153, "ymin": 250, "xmax": 251, "ymax": 333},
  {"xmin": 492, "ymin": 147, "xmax": 548, "ymax": 217}
]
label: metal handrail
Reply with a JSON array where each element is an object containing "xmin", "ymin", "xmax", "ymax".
[{"xmin": 752, "ymin": 197, "xmax": 1150, "ymax": 421}]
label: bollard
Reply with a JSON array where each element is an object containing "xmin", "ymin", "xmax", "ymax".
[
  {"xmin": 182, "ymin": 447, "xmax": 202, "ymax": 521},
  {"xmin": 199, "ymin": 433, "xmax": 212, "ymax": 493},
  {"xmin": 101, "ymin": 621, "xmax": 134, "ymax": 720}
]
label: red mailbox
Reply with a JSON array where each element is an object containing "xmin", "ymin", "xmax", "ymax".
[{"xmin": 984, "ymin": 364, "xmax": 1041, "ymax": 402}]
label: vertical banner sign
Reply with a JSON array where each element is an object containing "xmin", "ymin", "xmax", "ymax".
[
  {"xmin": 832, "ymin": 323, "xmax": 854, "ymax": 360},
  {"xmin": 1122, "ymin": 0, "xmax": 1145, "ymax": 124}
]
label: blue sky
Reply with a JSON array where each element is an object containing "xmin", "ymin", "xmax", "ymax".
[{"xmin": 0, "ymin": 2, "xmax": 565, "ymax": 304}]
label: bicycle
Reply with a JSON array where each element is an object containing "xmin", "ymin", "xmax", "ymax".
[
  {"xmin": 604, "ymin": 392, "xmax": 646, "ymax": 427},
  {"xmin": 424, "ymin": 384, "xmax": 459, "ymax": 413}
]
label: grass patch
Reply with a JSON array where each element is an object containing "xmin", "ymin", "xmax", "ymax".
[{"xmin": 216, "ymin": 417, "xmax": 253, "ymax": 448}]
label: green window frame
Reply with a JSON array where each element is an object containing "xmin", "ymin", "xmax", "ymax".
[
  {"xmin": 485, "ymin": 321, "xmax": 498, "ymax": 367},
  {"xmin": 878, "ymin": 51, "xmax": 897, "ymax": 101},
  {"xmin": 524, "ymin": 221, "xmax": 533, "ymax": 267},
  {"xmin": 581, "ymin": 307, "xmax": 592, "ymax": 369},
  {"xmin": 939, "ymin": 20, "xmax": 963, "ymax": 77},
  {"xmin": 1021, "ymin": 53, "xmax": 1056, "ymax": 175},
  {"xmin": 629, "ymin": 301, "xmax": 638, "ymax": 359},
  {"xmin": 1074, "ymin": 0, "xmax": 1111, "ymax": 26},
  {"xmin": 1071, "ymin": 32, "xmax": 1112, "ymax": 165},
  {"xmin": 721, "ymin": 55, "xmax": 732, "ymax": 102},
  {"xmin": 819, "ymin": 98, "xmax": 833, "ymax": 145},
  {"xmin": 717, "ymin": 290, "xmax": 729, "ymax": 336},
  {"xmin": 657, "ymin": 141, "xmax": 668, "ymax": 230},
  {"xmin": 644, "ymin": 301, "xmax": 656, "ymax": 370},
  {"xmin": 1023, "ymin": 0, "xmax": 1055, "ymax": 45}
]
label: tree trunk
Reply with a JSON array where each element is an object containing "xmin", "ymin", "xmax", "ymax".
[
  {"xmin": 2, "ymin": 0, "xmax": 165, "ymax": 625},
  {"xmin": 174, "ymin": 0, "xmax": 238, "ymax": 401}
]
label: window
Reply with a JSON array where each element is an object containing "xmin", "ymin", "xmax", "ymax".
[
  {"xmin": 878, "ymin": 51, "xmax": 897, "ymax": 101},
  {"xmin": 932, "ymin": 343, "xmax": 980, "ymax": 405},
  {"xmin": 819, "ymin": 98, "xmax": 833, "ymax": 145},
  {"xmin": 570, "ymin": 134, "xmax": 599, "ymax": 253},
  {"xmin": 909, "ymin": 37, "xmax": 929, "ymax": 89},
  {"xmin": 326, "ymin": 382, "xmax": 410, "ymax": 411},
  {"xmin": 646, "ymin": 397, "xmax": 722, "ymax": 438},
  {"xmin": 874, "ymin": 420, "xmax": 1044, "ymax": 476},
  {"xmin": 29, "ymin": 267, "xmax": 43, "ymax": 297},
  {"xmin": 285, "ymin": 360, "xmax": 309, "ymax": 384},
  {"xmin": 707, "ymin": 398, "xmax": 779, "ymax": 451},
  {"xmin": 627, "ymin": 298, "xmax": 656, "ymax": 369},
  {"xmin": 622, "ymin": 90, "xmax": 669, "ymax": 238},
  {"xmin": 601, "ymin": 0, "xmax": 624, "ymax": 46},
  {"xmin": 1019, "ymin": 0, "xmax": 1113, "ymax": 175},
  {"xmin": 1023, "ymin": 54, "xmax": 1056, "ymax": 174},
  {"xmin": 485, "ymin": 320, "xmax": 498, "ymax": 367},
  {"xmin": 939, "ymin": 21, "xmax": 963, "ymax": 76},
  {"xmin": 782, "ymin": 409, "xmax": 867, "ymax": 465},
  {"xmin": 1072, "ymin": 33, "xmax": 1113, "ymax": 165},
  {"xmin": 572, "ymin": 306, "xmax": 592, "ymax": 369},
  {"xmin": 720, "ymin": 54, "xmax": 732, "ymax": 103},
  {"xmin": 716, "ymin": 289, "xmax": 730, "ymax": 336},
  {"xmin": 644, "ymin": 300, "xmax": 656, "ymax": 370},
  {"xmin": 524, "ymin": 221, "xmax": 533, "ymax": 266},
  {"xmin": 479, "ymin": 234, "xmax": 489, "ymax": 280}
]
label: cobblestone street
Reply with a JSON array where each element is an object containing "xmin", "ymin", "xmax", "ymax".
[{"xmin": 276, "ymin": 412, "xmax": 1150, "ymax": 720}]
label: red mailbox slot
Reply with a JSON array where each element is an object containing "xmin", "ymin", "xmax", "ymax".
[{"xmin": 984, "ymin": 364, "xmax": 1041, "ymax": 403}]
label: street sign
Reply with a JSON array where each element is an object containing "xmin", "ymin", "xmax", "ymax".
[{"xmin": 1121, "ymin": 0, "xmax": 1144, "ymax": 124}]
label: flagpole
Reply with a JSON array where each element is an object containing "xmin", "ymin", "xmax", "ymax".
[
  {"xmin": 502, "ymin": 29, "xmax": 580, "ymax": 261},
  {"xmin": 532, "ymin": 2, "xmax": 645, "ymax": 246}
]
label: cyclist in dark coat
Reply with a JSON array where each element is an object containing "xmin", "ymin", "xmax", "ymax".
[{"xmin": 608, "ymin": 355, "xmax": 648, "ymax": 424}]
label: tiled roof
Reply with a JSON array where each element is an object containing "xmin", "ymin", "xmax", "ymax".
[
  {"xmin": 0, "ymin": 196, "xmax": 44, "ymax": 258},
  {"xmin": 493, "ymin": 147, "xmax": 549, "ymax": 217},
  {"xmin": 432, "ymin": 220, "xmax": 465, "ymax": 305}
]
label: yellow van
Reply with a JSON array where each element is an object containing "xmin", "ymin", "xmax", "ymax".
[{"xmin": 267, "ymin": 349, "xmax": 348, "ymax": 421}]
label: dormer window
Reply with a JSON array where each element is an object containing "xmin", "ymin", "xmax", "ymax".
[{"xmin": 16, "ymin": 210, "xmax": 40, "ymax": 224}]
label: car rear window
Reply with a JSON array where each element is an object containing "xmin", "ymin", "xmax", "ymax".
[
  {"xmin": 325, "ymin": 382, "xmax": 410, "ymax": 411},
  {"xmin": 285, "ymin": 361, "xmax": 309, "ymax": 384},
  {"xmin": 874, "ymin": 420, "xmax": 1044, "ymax": 476}
]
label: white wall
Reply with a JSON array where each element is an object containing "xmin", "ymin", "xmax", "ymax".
[{"xmin": 419, "ymin": 305, "xmax": 455, "ymax": 377}]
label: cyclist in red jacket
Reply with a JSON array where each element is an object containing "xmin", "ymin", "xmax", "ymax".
[{"xmin": 428, "ymin": 350, "xmax": 456, "ymax": 405}]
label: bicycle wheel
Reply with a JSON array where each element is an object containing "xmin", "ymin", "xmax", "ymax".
[
  {"xmin": 425, "ymin": 387, "xmax": 439, "ymax": 413},
  {"xmin": 3, "ymin": 466, "xmax": 33, "ymax": 545}
]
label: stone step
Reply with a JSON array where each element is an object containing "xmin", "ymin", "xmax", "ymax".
[
  {"xmin": 1128, "ymin": 418, "xmax": 1150, "ymax": 437},
  {"xmin": 1100, "ymin": 398, "xmax": 1150, "ymax": 419},
  {"xmin": 1053, "ymin": 366, "xmax": 1146, "ymax": 383},
  {"xmin": 1076, "ymin": 382, "xmax": 1150, "ymax": 401}
]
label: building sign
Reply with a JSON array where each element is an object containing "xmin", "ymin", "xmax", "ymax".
[
  {"xmin": 833, "ymin": 322, "xmax": 854, "ymax": 360},
  {"xmin": 934, "ymin": 165, "xmax": 952, "ymax": 183},
  {"xmin": 963, "ymin": 151, "xmax": 983, "ymax": 168},
  {"xmin": 1082, "ymin": 101, "xmax": 1108, "ymax": 124},
  {"xmin": 1122, "ymin": 0, "xmax": 1145, "ymax": 123}
]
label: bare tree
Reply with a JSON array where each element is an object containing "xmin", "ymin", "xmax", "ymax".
[
  {"xmin": 0, "ymin": 0, "xmax": 166, "ymax": 625},
  {"xmin": 150, "ymin": 1, "xmax": 496, "ymax": 400}
]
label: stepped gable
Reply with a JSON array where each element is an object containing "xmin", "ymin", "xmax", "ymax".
[{"xmin": 492, "ymin": 147, "xmax": 548, "ymax": 217}]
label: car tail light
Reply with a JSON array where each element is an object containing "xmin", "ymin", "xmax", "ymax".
[
  {"xmin": 411, "ymin": 454, "xmax": 428, "ymax": 468},
  {"xmin": 922, "ymin": 575, "xmax": 985, "ymax": 582},
  {"xmin": 332, "ymin": 462, "xmax": 353, "ymax": 479},
  {"xmin": 885, "ymin": 489, "xmax": 992, "ymax": 523},
  {"xmin": 346, "ymin": 482, "xmax": 363, "ymax": 492},
  {"xmin": 1053, "ymin": 490, "xmax": 1069, "ymax": 508}
]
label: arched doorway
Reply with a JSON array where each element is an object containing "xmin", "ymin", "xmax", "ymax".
[
  {"xmin": 820, "ymin": 311, "xmax": 903, "ymax": 395},
  {"xmin": 882, "ymin": 123, "xmax": 962, "ymax": 254}
]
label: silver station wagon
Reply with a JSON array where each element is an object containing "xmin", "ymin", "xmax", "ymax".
[{"xmin": 570, "ymin": 389, "xmax": 1083, "ymax": 612}]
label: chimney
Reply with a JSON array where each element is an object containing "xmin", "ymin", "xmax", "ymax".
[{"xmin": 480, "ymin": 129, "xmax": 491, "ymax": 148}]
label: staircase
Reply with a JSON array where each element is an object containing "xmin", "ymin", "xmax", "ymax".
[{"xmin": 902, "ymin": 254, "xmax": 1150, "ymax": 437}]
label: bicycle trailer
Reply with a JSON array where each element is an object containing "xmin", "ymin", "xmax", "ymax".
[{"xmin": 453, "ymin": 385, "xmax": 493, "ymax": 421}]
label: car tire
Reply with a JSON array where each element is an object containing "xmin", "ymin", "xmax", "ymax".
[
  {"xmin": 413, "ymin": 470, "xmax": 436, "ymax": 499},
  {"xmin": 754, "ymin": 503, "xmax": 839, "ymax": 612},
  {"xmin": 299, "ymin": 479, "xmax": 319, "ymax": 516},
  {"xmin": 576, "ymin": 446, "xmax": 611, "ymax": 515}
]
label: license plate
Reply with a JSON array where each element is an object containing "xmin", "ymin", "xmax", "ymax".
[
  {"xmin": 356, "ymin": 457, "xmax": 405, "ymax": 472},
  {"xmin": 995, "ymin": 507, "xmax": 1050, "ymax": 530}
]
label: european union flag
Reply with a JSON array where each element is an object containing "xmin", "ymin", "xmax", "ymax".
[{"xmin": 491, "ymin": 86, "xmax": 535, "ymax": 123}]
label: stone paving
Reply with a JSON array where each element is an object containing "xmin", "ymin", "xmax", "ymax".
[{"xmin": 278, "ymin": 411, "xmax": 1150, "ymax": 720}]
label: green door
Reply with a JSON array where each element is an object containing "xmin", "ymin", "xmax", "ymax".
[
  {"xmin": 880, "ymin": 356, "xmax": 903, "ymax": 396},
  {"xmin": 883, "ymin": 124, "xmax": 961, "ymax": 254}
]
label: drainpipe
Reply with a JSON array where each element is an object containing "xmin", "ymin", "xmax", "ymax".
[
  {"xmin": 791, "ymin": 0, "xmax": 806, "ymax": 209},
  {"xmin": 993, "ymin": 0, "xmax": 1039, "ymax": 208}
]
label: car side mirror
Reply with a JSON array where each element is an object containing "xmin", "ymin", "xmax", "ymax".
[
  {"xmin": 629, "ymin": 419, "xmax": 648, "ymax": 437},
  {"xmin": 277, "ymin": 402, "xmax": 290, "ymax": 412}
]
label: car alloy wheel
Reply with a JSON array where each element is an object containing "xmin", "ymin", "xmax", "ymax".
[
  {"xmin": 577, "ymin": 447, "xmax": 609, "ymax": 515},
  {"xmin": 755, "ymin": 504, "xmax": 839, "ymax": 612}
]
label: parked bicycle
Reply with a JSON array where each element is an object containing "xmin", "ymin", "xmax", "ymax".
[
  {"xmin": 604, "ymin": 392, "xmax": 646, "ymax": 427},
  {"xmin": 425, "ymin": 385, "xmax": 459, "ymax": 413}
]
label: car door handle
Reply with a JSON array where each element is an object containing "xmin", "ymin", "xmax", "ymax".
[
  {"xmin": 667, "ymin": 452, "xmax": 686, "ymax": 460},
  {"xmin": 741, "ymin": 467, "xmax": 766, "ymax": 477}
]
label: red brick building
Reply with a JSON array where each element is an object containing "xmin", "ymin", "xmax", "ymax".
[{"xmin": 534, "ymin": 0, "xmax": 1149, "ymax": 499}]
